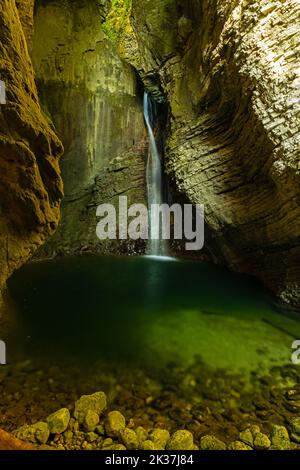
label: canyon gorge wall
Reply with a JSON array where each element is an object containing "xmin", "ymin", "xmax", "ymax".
[
  {"xmin": 0, "ymin": 0, "xmax": 299, "ymax": 312},
  {"xmin": 111, "ymin": 0, "xmax": 300, "ymax": 310},
  {"xmin": 0, "ymin": 0, "xmax": 63, "ymax": 309},
  {"xmin": 32, "ymin": 0, "xmax": 147, "ymax": 257}
]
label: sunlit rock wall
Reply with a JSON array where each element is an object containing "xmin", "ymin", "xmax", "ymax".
[
  {"xmin": 32, "ymin": 0, "xmax": 147, "ymax": 257},
  {"xmin": 0, "ymin": 0, "xmax": 63, "ymax": 308}
]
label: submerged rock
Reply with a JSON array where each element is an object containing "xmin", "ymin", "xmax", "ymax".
[
  {"xmin": 253, "ymin": 432, "xmax": 271, "ymax": 450},
  {"xmin": 239, "ymin": 429, "xmax": 254, "ymax": 447},
  {"xmin": 83, "ymin": 410, "xmax": 99, "ymax": 432},
  {"xmin": 105, "ymin": 411, "xmax": 126, "ymax": 437},
  {"xmin": 270, "ymin": 424, "xmax": 290, "ymax": 449},
  {"xmin": 47, "ymin": 408, "xmax": 70, "ymax": 434},
  {"xmin": 290, "ymin": 417, "xmax": 300, "ymax": 443},
  {"xmin": 14, "ymin": 422, "xmax": 50, "ymax": 445},
  {"xmin": 142, "ymin": 440, "xmax": 156, "ymax": 450},
  {"xmin": 120, "ymin": 428, "xmax": 139, "ymax": 450},
  {"xmin": 150, "ymin": 429, "xmax": 170, "ymax": 449},
  {"xmin": 167, "ymin": 430, "xmax": 194, "ymax": 450},
  {"xmin": 74, "ymin": 392, "xmax": 107, "ymax": 424},
  {"xmin": 228, "ymin": 441, "xmax": 253, "ymax": 451},
  {"xmin": 200, "ymin": 435, "xmax": 227, "ymax": 451}
]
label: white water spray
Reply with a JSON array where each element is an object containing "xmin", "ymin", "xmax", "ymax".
[{"xmin": 143, "ymin": 92, "xmax": 168, "ymax": 256}]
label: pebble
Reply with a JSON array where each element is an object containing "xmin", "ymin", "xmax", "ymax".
[
  {"xmin": 95, "ymin": 424, "xmax": 105, "ymax": 436},
  {"xmin": 253, "ymin": 432, "xmax": 271, "ymax": 450},
  {"xmin": 47, "ymin": 408, "xmax": 70, "ymax": 434},
  {"xmin": 150, "ymin": 429, "xmax": 170, "ymax": 449},
  {"xmin": 135, "ymin": 426, "xmax": 148, "ymax": 444},
  {"xmin": 270, "ymin": 424, "xmax": 290, "ymax": 449},
  {"xmin": 228, "ymin": 441, "xmax": 253, "ymax": 450},
  {"xmin": 167, "ymin": 430, "xmax": 194, "ymax": 450},
  {"xmin": 200, "ymin": 435, "xmax": 227, "ymax": 450},
  {"xmin": 83, "ymin": 409, "xmax": 99, "ymax": 432},
  {"xmin": 290, "ymin": 417, "xmax": 300, "ymax": 443},
  {"xmin": 105, "ymin": 410, "xmax": 126, "ymax": 437},
  {"xmin": 14, "ymin": 422, "xmax": 50, "ymax": 445},
  {"xmin": 74, "ymin": 392, "xmax": 106, "ymax": 423},
  {"xmin": 86, "ymin": 432, "xmax": 98, "ymax": 443},
  {"xmin": 120, "ymin": 428, "xmax": 139, "ymax": 450},
  {"xmin": 142, "ymin": 440, "xmax": 156, "ymax": 450},
  {"xmin": 239, "ymin": 429, "xmax": 253, "ymax": 447}
]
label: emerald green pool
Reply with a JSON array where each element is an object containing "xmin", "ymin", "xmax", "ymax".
[{"xmin": 6, "ymin": 255, "xmax": 300, "ymax": 378}]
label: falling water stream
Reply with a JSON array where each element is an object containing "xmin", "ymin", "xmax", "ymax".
[{"xmin": 143, "ymin": 92, "xmax": 168, "ymax": 257}]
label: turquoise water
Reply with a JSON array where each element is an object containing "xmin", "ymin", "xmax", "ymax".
[{"xmin": 6, "ymin": 255, "xmax": 300, "ymax": 377}]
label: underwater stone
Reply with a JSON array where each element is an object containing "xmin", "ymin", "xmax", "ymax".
[
  {"xmin": 150, "ymin": 429, "xmax": 170, "ymax": 449},
  {"xmin": 167, "ymin": 430, "xmax": 194, "ymax": 450},
  {"xmin": 86, "ymin": 432, "xmax": 98, "ymax": 443},
  {"xmin": 74, "ymin": 392, "xmax": 107, "ymax": 423},
  {"xmin": 290, "ymin": 417, "xmax": 300, "ymax": 443},
  {"xmin": 142, "ymin": 440, "xmax": 156, "ymax": 450},
  {"xmin": 82, "ymin": 410, "xmax": 100, "ymax": 432},
  {"xmin": 120, "ymin": 428, "xmax": 139, "ymax": 450},
  {"xmin": 253, "ymin": 432, "xmax": 271, "ymax": 450},
  {"xmin": 135, "ymin": 426, "xmax": 148, "ymax": 445},
  {"xmin": 239, "ymin": 429, "xmax": 254, "ymax": 447},
  {"xmin": 112, "ymin": 444, "xmax": 127, "ymax": 450},
  {"xmin": 270, "ymin": 425, "xmax": 290, "ymax": 448},
  {"xmin": 102, "ymin": 438, "xmax": 114, "ymax": 449},
  {"xmin": 14, "ymin": 422, "xmax": 50, "ymax": 445},
  {"xmin": 95, "ymin": 424, "xmax": 106, "ymax": 436},
  {"xmin": 200, "ymin": 435, "xmax": 227, "ymax": 450},
  {"xmin": 105, "ymin": 411, "xmax": 126, "ymax": 437},
  {"xmin": 47, "ymin": 408, "xmax": 70, "ymax": 434},
  {"xmin": 228, "ymin": 441, "xmax": 253, "ymax": 450}
]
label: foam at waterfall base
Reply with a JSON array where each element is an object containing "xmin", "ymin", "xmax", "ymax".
[{"xmin": 143, "ymin": 255, "xmax": 177, "ymax": 262}]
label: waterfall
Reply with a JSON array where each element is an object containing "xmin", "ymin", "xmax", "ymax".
[{"xmin": 143, "ymin": 92, "xmax": 168, "ymax": 257}]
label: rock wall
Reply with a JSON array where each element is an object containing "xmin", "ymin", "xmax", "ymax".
[
  {"xmin": 0, "ymin": 0, "xmax": 63, "ymax": 308},
  {"xmin": 32, "ymin": 0, "xmax": 147, "ymax": 257},
  {"xmin": 114, "ymin": 0, "xmax": 300, "ymax": 309}
]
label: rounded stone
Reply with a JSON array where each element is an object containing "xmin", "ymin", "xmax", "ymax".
[
  {"xmin": 135, "ymin": 426, "xmax": 148, "ymax": 445},
  {"xmin": 253, "ymin": 432, "xmax": 271, "ymax": 450},
  {"xmin": 290, "ymin": 417, "xmax": 300, "ymax": 436},
  {"xmin": 150, "ymin": 429, "xmax": 170, "ymax": 449},
  {"xmin": 200, "ymin": 435, "xmax": 226, "ymax": 450},
  {"xmin": 83, "ymin": 409, "xmax": 99, "ymax": 432},
  {"xmin": 120, "ymin": 428, "xmax": 139, "ymax": 450},
  {"xmin": 86, "ymin": 432, "xmax": 98, "ymax": 443},
  {"xmin": 105, "ymin": 410, "xmax": 126, "ymax": 437},
  {"xmin": 14, "ymin": 422, "xmax": 50, "ymax": 445},
  {"xmin": 239, "ymin": 429, "xmax": 254, "ymax": 447},
  {"xmin": 74, "ymin": 391, "xmax": 107, "ymax": 423},
  {"xmin": 143, "ymin": 440, "xmax": 156, "ymax": 450},
  {"xmin": 270, "ymin": 425, "xmax": 290, "ymax": 448},
  {"xmin": 228, "ymin": 441, "xmax": 253, "ymax": 450},
  {"xmin": 47, "ymin": 408, "xmax": 70, "ymax": 434},
  {"xmin": 167, "ymin": 430, "xmax": 194, "ymax": 450}
]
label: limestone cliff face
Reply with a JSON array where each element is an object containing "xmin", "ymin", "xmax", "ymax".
[
  {"xmin": 114, "ymin": 0, "xmax": 300, "ymax": 309},
  {"xmin": 0, "ymin": 0, "xmax": 63, "ymax": 306},
  {"xmin": 32, "ymin": 0, "xmax": 147, "ymax": 257}
]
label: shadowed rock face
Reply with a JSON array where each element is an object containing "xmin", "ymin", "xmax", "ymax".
[
  {"xmin": 114, "ymin": 0, "xmax": 300, "ymax": 310},
  {"xmin": 32, "ymin": 0, "xmax": 147, "ymax": 257},
  {"xmin": 0, "ymin": 0, "xmax": 63, "ymax": 306}
]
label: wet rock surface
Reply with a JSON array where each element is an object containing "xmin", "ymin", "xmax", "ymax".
[{"xmin": 1, "ymin": 358, "xmax": 300, "ymax": 451}]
